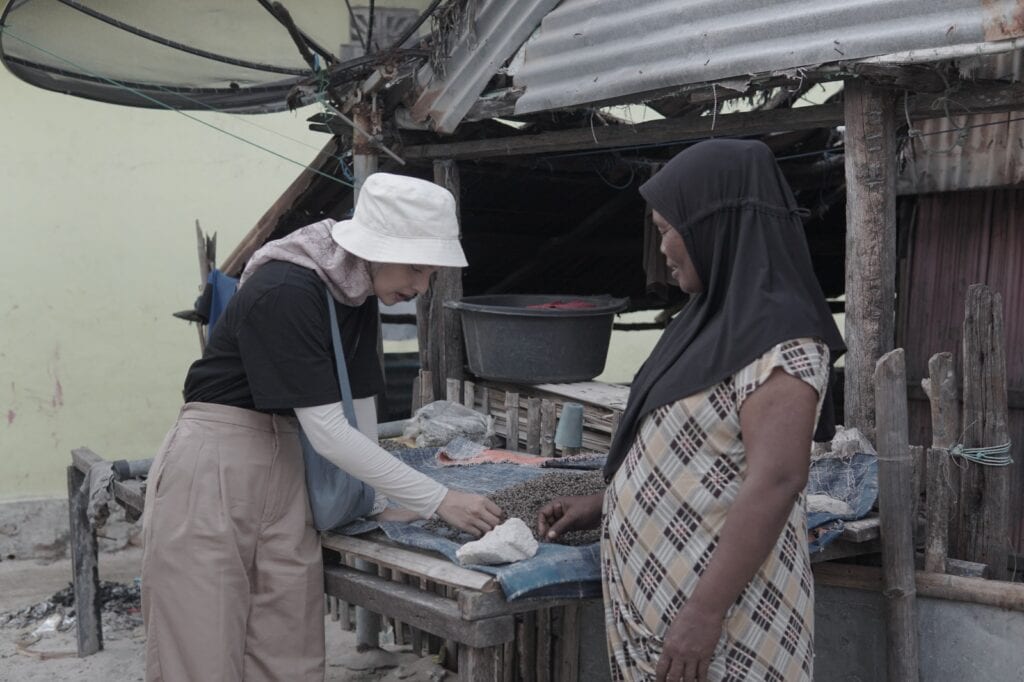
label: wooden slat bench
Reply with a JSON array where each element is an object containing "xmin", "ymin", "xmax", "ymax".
[{"xmin": 66, "ymin": 447, "xmax": 604, "ymax": 680}]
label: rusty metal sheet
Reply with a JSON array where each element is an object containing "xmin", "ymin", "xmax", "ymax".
[
  {"xmin": 513, "ymin": 0, "xmax": 1024, "ymax": 115},
  {"xmin": 901, "ymin": 188, "xmax": 1024, "ymax": 552}
]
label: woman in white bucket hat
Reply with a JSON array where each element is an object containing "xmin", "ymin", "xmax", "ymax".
[{"xmin": 141, "ymin": 173, "xmax": 503, "ymax": 681}]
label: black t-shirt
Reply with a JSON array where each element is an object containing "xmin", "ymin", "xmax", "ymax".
[{"xmin": 183, "ymin": 261, "xmax": 385, "ymax": 414}]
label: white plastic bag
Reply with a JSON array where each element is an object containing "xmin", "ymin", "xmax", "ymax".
[{"xmin": 403, "ymin": 400, "xmax": 496, "ymax": 448}]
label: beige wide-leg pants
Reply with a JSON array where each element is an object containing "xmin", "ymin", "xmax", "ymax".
[{"xmin": 142, "ymin": 402, "xmax": 324, "ymax": 681}]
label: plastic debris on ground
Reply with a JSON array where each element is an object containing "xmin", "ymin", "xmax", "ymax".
[{"xmin": 0, "ymin": 579, "xmax": 142, "ymax": 634}]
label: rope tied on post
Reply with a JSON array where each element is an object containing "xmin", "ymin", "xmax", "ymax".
[{"xmin": 949, "ymin": 441, "xmax": 1013, "ymax": 467}]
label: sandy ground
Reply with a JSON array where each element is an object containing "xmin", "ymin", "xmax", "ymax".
[{"xmin": 0, "ymin": 549, "xmax": 447, "ymax": 681}]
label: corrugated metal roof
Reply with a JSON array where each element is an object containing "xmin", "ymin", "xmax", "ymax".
[
  {"xmin": 898, "ymin": 50, "xmax": 1024, "ymax": 194},
  {"xmin": 407, "ymin": 0, "xmax": 560, "ymax": 133},
  {"xmin": 512, "ymin": 0, "xmax": 1024, "ymax": 115},
  {"xmin": 898, "ymin": 110, "xmax": 1024, "ymax": 194}
]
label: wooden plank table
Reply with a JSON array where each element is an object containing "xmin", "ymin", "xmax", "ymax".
[
  {"xmin": 66, "ymin": 448, "xmax": 602, "ymax": 679},
  {"xmin": 67, "ymin": 445, "xmax": 883, "ymax": 679}
]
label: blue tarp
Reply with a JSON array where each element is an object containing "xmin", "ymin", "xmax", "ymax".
[
  {"xmin": 338, "ymin": 448, "xmax": 603, "ymax": 600},
  {"xmin": 806, "ymin": 452, "xmax": 879, "ymax": 553},
  {"xmin": 338, "ymin": 447, "xmax": 879, "ymax": 598}
]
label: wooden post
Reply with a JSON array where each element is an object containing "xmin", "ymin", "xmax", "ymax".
[
  {"xmin": 502, "ymin": 639, "xmax": 515, "ymax": 682},
  {"xmin": 67, "ymin": 465, "xmax": 102, "ymax": 656},
  {"xmin": 391, "ymin": 570, "xmax": 406, "ymax": 646},
  {"xmin": 535, "ymin": 607, "xmax": 552, "ymax": 682},
  {"xmin": 844, "ymin": 79, "xmax": 897, "ymax": 440},
  {"xmin": 416, "ymin": 286, "xmax": 433, "ymax": 379},
  {"xmin": 910, "ymin": 444, "xmax": 924, "ymax": 542},
  {"xmin": 419, "ymin": 369, "xmax": 434, "ymax": 408},
  {"xmin": 463, "ymin": 380, "xmax": 476, "ymax": 411},
  {"xmin": 505, "ymin": 393, "xmax": 520, "ymax": 450},
  {"xmin": 410, "ymin": 375, "xmax": 422, "ymax": 414},
  {"xmin": 923, "ymin": 352, "xmax": 957, "ymax": 574},
  {"xmin": 954, "ymin": 285, "xmax": 1011, "ymax": 580},
  {"xmin": 559, "ymin": 604, "xmax": 581, "ymax": 682},
  {"xmin": 540, "ymin": 400, "xmax": 557, "ymax": 458},
  {"xmin": 874, "ymin": 349, "xmax": 920, "ymax": 682},
  {"xmin": 447, "ymin": 378, "xmax": 462, "ymax": 403},
  {"xmin": 518, "ymin": 612, "xmax": 537, "ymax": 682},
  {"xmin": 429, "ymin": 159, "xmax": 465, "ymax": 400},
  {"xmin": 609, "ymin": 410, "xmax": 622, "ymax": 442},
  {"xmin": 352, "ymin": 106, "xmax": 383, "ymax": 651},
  {"xmin": 477, "ymin": 386, "xmax": 489, "ymax": 416},
  {"xmin": 526, "ymin": 398, "xmax": 542, "ymax": 454},
  {"xmin": 459, "ymin": 646, "xmax": 499, "ymax": 679}
]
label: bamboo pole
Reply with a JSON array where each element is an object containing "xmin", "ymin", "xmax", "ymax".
[{"xmin": 874, "ymin": 349, "xmax": 920, "ymax": 682}]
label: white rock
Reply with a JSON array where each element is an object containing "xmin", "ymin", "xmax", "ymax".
[
  {"xmin": 807, "ymin": 494, "xmax": 854, "ymax": 517},
  {"xmin": 456, "ymin": 518, "xmax": 539, "ymax": 566}
]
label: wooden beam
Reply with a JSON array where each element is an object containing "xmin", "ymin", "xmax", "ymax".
[
  {"xmin": 953, "ymin": 285, "xmax": 1011, "ymax": 580},
  {"xmin": 321, "ymin": 533, "xmax": 497, "ymax": 592},
  {"xmin": 814, "ymin": 563, "xmax": 1024, "ymax": 613},
  {"xmin": 401, "ymin": 82, "xmax": 1024, "ymax": 161},
  {"xmin": 323, "ymin": 566, "xmax": 514, "ymax": 648},
  {"xmin": 456, "ymin": 590, "xmax": 600, "ymax": 621},
  {"xmin": 404, "ymin": 103, "xmax": 843, "ymax": 161},
  {"xmin": 844, "ymin": 80, "xmax": 898, "ymax": 440},
  {"xmin": 874, "ymin": 348, "xmax": 920, "ymax": 682}
]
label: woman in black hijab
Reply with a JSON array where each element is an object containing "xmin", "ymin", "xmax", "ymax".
[{"xmin": 538, "ymin": 139, "xmax": 844, "ymax": 682}]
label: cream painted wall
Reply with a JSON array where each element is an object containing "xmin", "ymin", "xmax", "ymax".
[{"xmin": 0, "ymin": 66, "xmax": 330, "ymax": 499}]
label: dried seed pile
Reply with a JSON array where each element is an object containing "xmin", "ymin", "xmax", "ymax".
[{"xmin": 426, "ymin": 469, "xmax": 607, "ymax": 546}]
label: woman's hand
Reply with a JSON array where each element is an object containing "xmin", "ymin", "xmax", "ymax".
[
  {"xmin": 436, "ymin": 490, "xmax": 504, "ymax": 538},
  {"xmin": 656, "ymin": 603, "xmax": 724, "ymax": 682},
  {"xmin": 536, "ymin": 493, "xmax": 603, "ymax": 541}
]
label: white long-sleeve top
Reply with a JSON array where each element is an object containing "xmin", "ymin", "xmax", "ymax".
[{"xmin": 294, "ymin": 398, "xmax": 448, "ymax": 518}]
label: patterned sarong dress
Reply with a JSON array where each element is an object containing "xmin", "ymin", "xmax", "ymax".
[{"xmin": 602, "ymin": 338, "xmax": 830, "ymax": 681}]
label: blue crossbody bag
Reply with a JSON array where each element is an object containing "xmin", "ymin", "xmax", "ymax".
[{"xmin": 298, "ymin": 287, "xmax": 376, "ymax": 530}]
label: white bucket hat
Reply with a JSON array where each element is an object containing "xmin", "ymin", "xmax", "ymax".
[{"xmin": 331, "ymin": 172, "xmax": 468, "ymax": 267}]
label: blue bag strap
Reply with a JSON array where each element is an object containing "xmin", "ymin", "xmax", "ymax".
[{"xmin": 325, "ymin": 286, "xmax": 358, "ymax": 429}]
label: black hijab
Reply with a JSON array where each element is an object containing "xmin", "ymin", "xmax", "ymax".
[{"xmin": 604, "ymin": 139, "xmax": 845, "ymax": 482}]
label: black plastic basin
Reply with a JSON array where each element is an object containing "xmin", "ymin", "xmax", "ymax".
[{"xmin": 445, "ymin": 295, "xmax": 628, "ymax": 384}]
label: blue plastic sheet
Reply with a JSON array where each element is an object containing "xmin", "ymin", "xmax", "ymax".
[
  {"xmin": 806, "ymin": 452, "xmax": 879, "ymax": 553},
  {"xmin": 337, "ymin": 447, "xmax": 878, "ymax": 598},
  {"xmin": 338, "ymin": 448, "xmax": 603, "ymax": 600}
]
